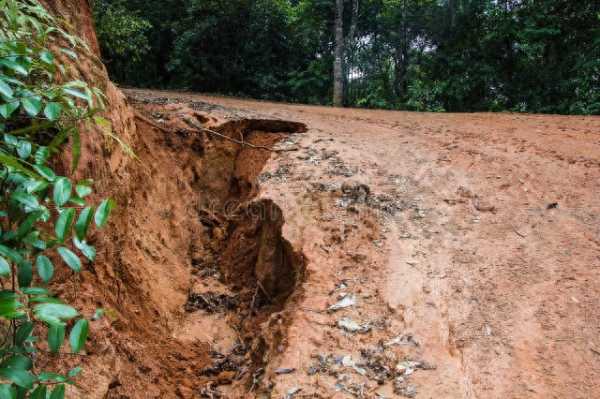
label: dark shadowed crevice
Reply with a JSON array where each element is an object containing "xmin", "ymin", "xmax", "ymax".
[{"xmin": 178, "ymin": 115, "xmax": 307, "ymax": 394}]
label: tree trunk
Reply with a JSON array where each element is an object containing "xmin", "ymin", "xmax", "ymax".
[
  {"xmin": 333, "ymin": 0, "xmax": 345, "ymax": 107},
  {"xmin": 344, "ymin": 0, "xmax": 359, "ymax": 103},
  {"xmin": 394, "ymin": 45, "xmax": 409, "ymax": 98},
  {"xmin": 448, "ymin": 0, "xmax": 456, "ymax": 28},
  {"xmin": 394, "ymin": 0, "xmax": 409, "ymax": 98}
]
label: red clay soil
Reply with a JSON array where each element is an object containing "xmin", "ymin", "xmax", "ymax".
[{"xmin": 90, "ymin": 88, "xmax": 597, "ymax": 399}]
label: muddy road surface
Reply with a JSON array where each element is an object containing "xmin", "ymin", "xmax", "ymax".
[{"xmin": 123, "ymin": 89, "xmax": 600, "ymax": 399}]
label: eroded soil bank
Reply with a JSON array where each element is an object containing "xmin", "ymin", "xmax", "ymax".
[{"xmin": 82, "ymin": 96, "xmax": 314, "ymax": 398}]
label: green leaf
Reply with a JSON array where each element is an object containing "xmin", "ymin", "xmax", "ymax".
[
  {"xmin": 69, "ymin": 319, "xmax": 89, "ymax": 353},
  {"xmin": 29, "ymin": 385, "xmax": 46, "ymax": 399},
  {"xmin": 14, "ymin": 210, "xmax": 42, "ymax": 240},
  {"xmin": 47, "ymin": 128, "xmax": 70, "ymax": 154},
  {"xmin": 0, "ymin": 153, "xmax": 35, "ymax": 178},
  {"xmin": 43, "ymin": 102, "xmax": 62, "ymax": 121},
  {"xmin": 34, "ymin": 303, "xmax": 78, "ymax": 326},
  {"xmin": 0, "ymin": 59, "xmax": 28, "ymax": 76},
  {"xmin": 75, "ymin": 184, "xmax": 92, "ymax": 198},
  {"xmin": 94, "ymin": 199, "xmax": 114, "ymax": 228},
  {"xmin": 62, "ymin": 88, "xmax": 89, "ymax": 103},
  {"xmin": 40, "ymin": 50, "xmax": 54, "ymax": 65},
  {"xmin": 24, "ymin": 231, "xmax": 45, "ymax": 249},
  {"xmin": 74, "ymin": 207, "xmax": 93, "ymax": 240},
  {"xmin": 23, "ymin": 179, "xmax": 48, "ymax": 194},
  {"xmin": 57, "ymin": 247, "xmax": 80, "ymax": 272},
  {"xmin": 0, "ymin": 245, "xmax": 23, "ymax": 264},
  {"xmin": 22, "ymin": 287, "xmax": 49, "ymax": 295},
  {"xmin": 17, "ymin": 261, "xmax": 32, "ymax": 288},
  {"xmin": 0, "ymin": 257, "xmax": 10, "ymax": 278},
  {"xmin": 0, "ymin": 80, "xmax": 13, "ymax": 99},
  {"xmin": 60, "ymin": 48, "xmax": 77, "ymax": 59},
  {"xmin": 0, "ymin": 368, "xmax": 34, "ymax": 389},
  {"xmin": 20, "ymin": 97, "xmax": 42, "ymax": 117},
  {"xmin": 1, "ymin": 355, "xmax": 32, "ymax": 371},
  {"xmin": 32, "ymin": 165, "xmax": 55, "ymax": 181},
  {"xmin": 73, "ymin": 237, "xmax": 95, "ymax": 261},
  {"xmin": 11, "ymin": 192, "xmax": 39, "ymax": 210},
  {"xmin": 0, "ymin": 292, "xmax": 23, "ymax": 319},
  {"xmin": 34, "ymin": 147, "xmax": 49, "ymax": 165},
  {"xmin": 67, "ymin": 367, "xmax": 82, "ymax": 378},
  {"xmin": 35, "ymin": 255, "xmax": 54, "ymax": 283},
  {"xmin": 15, "ymin": 322, "xmax": 33, "ymax": 345},
  {"xmin": 2, "ymin": 133, "xmax": 16, "ymax": 147},
  {"xmin": 38, "ymin": 372, "xmax": 67, "ymax": 383},
  {"xmin": 55, "ymin": 208, "xmax": 75, "ymax": 242},
  {"xmin": 16, "ymin": 141, "xmax": 31, "ymax": 160},
  {"xmin": 0, "ymin": 384, "xmax": 16, "ymax": 399},
  {"xmin": 48, "ymin": 324, "xmax": 64, "ymax": 354},
  {"xmin": 68, "ymin": 196, "xmax": 85, "ymax": 206},
  {"xmin": 0, "ymin": 102, "xmax": 19, "ymax": 118},
  {"xmin": 49, "ymin": 384, "xmax": 65, "ymax": 399},
  {"xmin": 53, "ymin": 177, "xmax": 72, "ymax": 206}
]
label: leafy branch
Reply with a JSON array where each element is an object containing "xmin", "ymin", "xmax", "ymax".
[{"xmin": 0, "ymin": 1, "xmax": 114, "ymax": 397}]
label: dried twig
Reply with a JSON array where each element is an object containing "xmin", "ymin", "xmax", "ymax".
[
  {"xmin": 134, "ymin": 110, "xmax": 170, "ymax": 133},
  {"xmin": 249, "ymin": 285, "xmax": 260, "ymax": 314}
]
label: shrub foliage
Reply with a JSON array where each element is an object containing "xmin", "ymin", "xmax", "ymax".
[{"xmin": 0, "ymin": 0, "xmax": 113, "ymax": 396}]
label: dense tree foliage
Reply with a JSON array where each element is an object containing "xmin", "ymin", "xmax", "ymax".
[{"xmin": 94, "ymin": 0, "xmax": 600, "ymax": 114}]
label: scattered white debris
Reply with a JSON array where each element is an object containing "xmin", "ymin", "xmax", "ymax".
[
  {"xmin": 384, "ymin": 334, "xmax": 419, "ymax": 347},
  {"xmin": 483, "ymin": 324, "xmax": 493, "ymax": 336},
  {"xmin": 340, "ymin": 355, "xmax": 367, "ymax": 376},
  {"xmin": 285, "ymin": 387, "xmax": 301, "ymax": 399},
  {"xmin": 275, "ymin": 367, "xmax": 296, "ymax": 375},
  {"xmin": 337, "ymin": 317, "xmax": 372, "ymax": 334},
  {"xmin": 341, "ymin": 355, "xmax": 354, "ymax": 367},
  {"xmin": 395, "ymin": 360, "xmax": 420, "ymax": 376},
  {"xmin": 338, "ymin": 318, "xmax": 361, "ymax": 332},
  {"xmin": 329, "ymin": 295, "xmax": 357, "ymax": 311}
]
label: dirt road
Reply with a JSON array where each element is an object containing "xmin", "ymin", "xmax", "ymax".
[{"xmin": 124, "ymin": 89, "xmax": 600, "ymax": 399}]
